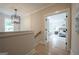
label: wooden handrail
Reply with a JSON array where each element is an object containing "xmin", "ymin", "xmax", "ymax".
[{"xmin": 34, "ymin": 31, "xmax": 41, "ymax": 38}]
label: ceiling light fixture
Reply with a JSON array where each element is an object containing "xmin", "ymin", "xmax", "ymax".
[{"xmin": 11, "ymin": 9, "xmax": 20, "ymax": 24}]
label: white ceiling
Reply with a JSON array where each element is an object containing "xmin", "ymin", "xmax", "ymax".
[{"xmin": 0, "ymin": 3, "xmax": 54, "ymax": 16}]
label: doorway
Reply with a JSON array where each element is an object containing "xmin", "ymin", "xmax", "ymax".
[{"xmin": 45, "ymin": 11, "xmax": 70, "ymax": 55}]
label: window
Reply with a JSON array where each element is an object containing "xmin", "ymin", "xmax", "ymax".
[{"xmin": 5, "ymin": 18, "xmax": 14, "ymax": 32}]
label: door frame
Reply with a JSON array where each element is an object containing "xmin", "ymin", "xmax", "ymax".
[{"xmin": 44, "ymin": 8, "xmax": 71, "ymax": 52}]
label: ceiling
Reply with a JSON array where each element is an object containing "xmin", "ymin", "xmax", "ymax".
[{"xmin": 0, "ymin": 3, "xmax": 54, "ymax": 16}]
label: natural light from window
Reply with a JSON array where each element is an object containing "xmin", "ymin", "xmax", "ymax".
[{"xmin": 5, "ymin": 18, "xmax": 14, "ymax": 32}]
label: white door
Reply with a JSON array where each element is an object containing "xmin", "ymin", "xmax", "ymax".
[{"xmin": 46, "ymin": 12, "xmax": 67, "ymax": 50}]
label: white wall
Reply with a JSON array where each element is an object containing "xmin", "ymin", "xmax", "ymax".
[
  {"xmin": 20, "ymin": 15, "xmax": 31, "ymax": 31},
  {"xmin": 31, "ymin": 12, "xmax": 41, "ymax": 35},
  {"xmin": 71, "ymin": 3, "xmax": 79, "ymax": 54}
]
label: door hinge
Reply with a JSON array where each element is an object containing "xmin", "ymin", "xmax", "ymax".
[
  {"xmin": 66, "ymin": 42, "xmax": 67, "ymax": 45},
  {"xmin": 45, "ymin": 29, "xmax": 47, "ymax": 31},
  {"xmin": 66, "ymin": 15, "xmax": 68, "ymax": 18},
  {"xmin": 45, "ymin": 19, "xmax": 47, "ymax": 21}
]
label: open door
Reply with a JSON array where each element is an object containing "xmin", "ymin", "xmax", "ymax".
[{"xmin": 45, "ymin": 11, "xmax": 70, "ymax": 55}]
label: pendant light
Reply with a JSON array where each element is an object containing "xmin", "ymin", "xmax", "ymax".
[{"xmin": 11, "ymin": 9, "xmax": 20, "ymax": 24}]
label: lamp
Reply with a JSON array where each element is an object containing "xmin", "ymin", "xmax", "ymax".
[{"xmin": 11, "ymin": 9, "xmax": 20, "ymax": 24}]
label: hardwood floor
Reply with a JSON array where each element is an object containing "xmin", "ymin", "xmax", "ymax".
[
  {"xmin": 49, "ymin": 47, "xmax": 69, "ymax": 55},
  {"xmin": 32, "ymin": 43, "xmax": 69, "ymax": 55},
  {"xmin": 33, "ymin": 43, "xmax": 48, "ymax": 55}
]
